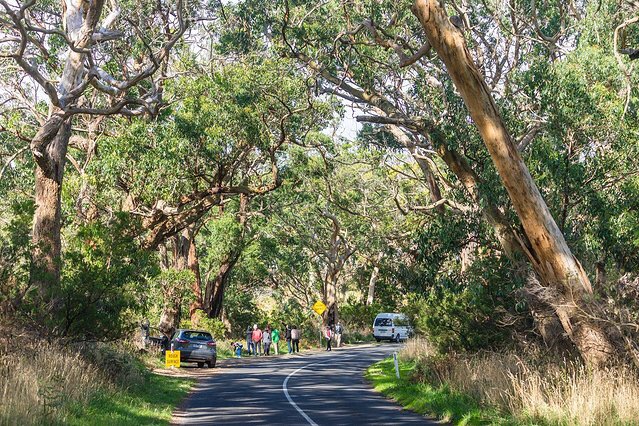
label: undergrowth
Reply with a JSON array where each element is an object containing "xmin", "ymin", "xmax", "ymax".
[
  {"xmin": 0, "ymin": 337, "xmax": 193, "ymax": 425},
  {"xmin": 367, "ymin": 337, "xmax": 639, "ymax": 425}
]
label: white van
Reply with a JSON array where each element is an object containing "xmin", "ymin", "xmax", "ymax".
[{"xmin": 372, "ymin": 313, "xmax": 412, "ymax": 342}]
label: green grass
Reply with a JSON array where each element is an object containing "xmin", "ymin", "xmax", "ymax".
[
  {"xmin": 365, "ymin": 357, "xmax": 510, "ymax": 425},
  {"xmin": 65, "ymin": 369, "xmax": 194, "ymax": 425}
]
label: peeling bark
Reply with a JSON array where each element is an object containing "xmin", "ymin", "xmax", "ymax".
[
  {"xmin": 30, "ymin": 120, "xmax": 71, "ymax": 311},
  {"xmin": 28, "ymin": 0, "xmax": 104, "ymax": 311},
  {"xmin": 412, "ymin": 0, "xmax": 616, "ymax": 365}
]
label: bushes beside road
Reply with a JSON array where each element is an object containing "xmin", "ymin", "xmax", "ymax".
[
  {"xmin": 0, "ymin": 337, "xmax": 193, "ymax": 425},
  {"xmin": 367, "ymin": 338, "xmax": 639, "ymax": 425}
]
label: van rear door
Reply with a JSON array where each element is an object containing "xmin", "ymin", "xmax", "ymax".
[{"xmin": 374, "ymin": 317, "xmax": 393, "ymax": 337}]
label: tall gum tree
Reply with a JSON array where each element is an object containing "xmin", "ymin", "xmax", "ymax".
[
  {"xmin": 0, "ymin": 0, "xmax": 188, "ymax": 317},
  {"xmin": 98, "ymin": 60, "xmax": 331, "ymax": 326},
  {"xmin": 411, "ymin": 0, "xmax": 615, "ymax": 365}
]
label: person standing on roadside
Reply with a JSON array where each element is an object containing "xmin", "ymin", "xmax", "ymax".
[
  {"xmin": 335, "ymin": 321, "xmax": 343, "ymax": 348},
  {"xmin": 325, "ymin": 325, "xmax": 333, "ymax": 351},
  {"xmin": 284, "ymin": 323, "xmax": 292, "ymax": 354},
  {"xmin": 246, "ymin": 325, "xmax": 253, "ymax": 355},
  {"xmin": 263, "ymin": 325, "xmax": 272, "ymax": 356},
  {"xmin": 291, "ymin": 325, "xmax": 300, "ymax": 353},
  {"xmin": 252, "ymin": 324, "xmax": 263, "ymax": 356},
  {"xmin": 272, "ymin": 326, "xmax": 280, "ymax": 355}
]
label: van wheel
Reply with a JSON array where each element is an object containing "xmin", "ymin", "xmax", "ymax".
[{"xmin": 376, "ymin": 338, "xmax": 380, "ymax": 342}]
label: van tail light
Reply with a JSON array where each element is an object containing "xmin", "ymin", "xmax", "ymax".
[
  {"xmin": 207, "ymin": 341, "xmax": 217, "ymax": 347},
  {"xmin": 175, "ymin": 338, "xmax": 188, "ymax": 344}
]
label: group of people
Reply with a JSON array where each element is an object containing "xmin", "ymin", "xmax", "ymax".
[
  {"xmin": 239, "ymin": 322, "xmax": 345, "ymax": 357},
  {"xmin": 324, "ymin": 322, "xmax": 344, "ymax": 351},
  {"xmin": 244, "ymin": 323, "xmax": 302, "ymax": 356}
]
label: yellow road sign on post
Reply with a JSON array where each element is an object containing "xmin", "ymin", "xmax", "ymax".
[
  {"xmin": 312, "ymin": 300, "xmax": 327, "ymax": 316},
  {"xmin": 165, "ymin": 350, "xmax": 181, "ymax": 368}
]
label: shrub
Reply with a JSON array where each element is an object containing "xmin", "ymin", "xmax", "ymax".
[
  {"xmin": 410, "ymin": 256, "xmax": 525, "ymax": 352},
  {"xmin": 182, "ymin": 312, "xmax": 227, "ymax": 339},
  {"xmin": 340, "ymin": 302, "xmax": 382, "ymax": 333}
]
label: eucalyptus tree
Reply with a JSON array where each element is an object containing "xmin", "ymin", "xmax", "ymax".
[
  {"xmin": 0, "ymin": 0, "xmax": 189, "ymax": 318},
  {"xmin": 94, "ymin": 58, "xmax": 332, "ymax": 332},
  {"xmin": 262, "ymin": 140, "xmax": 420, "ymax": 325},
  {"xmin": 218, "ymin": 0, "xmax": 639, "ymax": 364}
]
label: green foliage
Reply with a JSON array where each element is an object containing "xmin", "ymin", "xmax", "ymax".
[
  {"xmin": 340, "ymin": 302, "xmax": 384, "ymax": 331},
  {"xmin": 267, "ymin": 298, "xmax": 314, "ymax": 332},
  {"xmin": 55, "ymin": 216, "xmax": 158, "ymax": 338},
  {"xmin": 0, "ymin": 199, "xmax": 33, "ymax": 312},
  {"xmin": 182, "ymin": 312, "xmax": 227, "ymax": 339},
  {"xmin": 2, "ymin": 0, "xmax": 639, "ymax": 373},
  {"xmin": 221, "ymin": 283, "xmax": 261, "ymax": 338},
  {"xmin": 413, "ymin": 258, "xmax": 524, "ymax": 353},
  {"xmin": 146, "ymin": 268, "xmax": 195, "ymax": 330}
]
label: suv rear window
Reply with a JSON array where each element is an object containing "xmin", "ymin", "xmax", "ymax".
[
  {"xmin": 374, "ymin": 318, "xmax": 392, "ymax": 326},
  {"xmin": 181, "ymin": 331, "xmax": 213, "ymax": 341}
]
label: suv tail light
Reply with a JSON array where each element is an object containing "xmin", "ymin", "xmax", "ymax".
[{"xmin": 207, "ymin": 341, "xmax": 217, "ymax": 347}]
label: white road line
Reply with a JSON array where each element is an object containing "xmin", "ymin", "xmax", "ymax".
[
  {"xmin": 282, "ymin": 352, "xmax": 361, "ymax": 426},
  {"xmin": 282, "ymin": 362, "xmax": 320, "ymax": 426}
]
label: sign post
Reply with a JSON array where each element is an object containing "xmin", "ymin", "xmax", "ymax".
[
  {"xmin": 165, "ymin": 350, "xmax": 181, "ymax": 368},
  {"xmin": 312, "ymin": 300, "xmax": 327, "ymax": 348},
  {"xmin": 393, "ymin": 352, "xmax": 400, "ymax": 379}
]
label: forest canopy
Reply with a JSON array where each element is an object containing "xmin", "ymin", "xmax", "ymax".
[{"xmin": 1, "ymin": 0, "xmax": 639, "ymax": 368}]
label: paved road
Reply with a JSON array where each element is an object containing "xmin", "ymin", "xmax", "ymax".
[{"xmin": 172, "ymin": 344, "xmax": 438, "ymax": 425}]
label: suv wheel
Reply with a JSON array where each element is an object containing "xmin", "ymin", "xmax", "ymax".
[
  {"xmin": 395, "ymin": 334, "xmax": 400, "ymax": 343},
  {"xmin": 207, "ymin": 359, "xmax": 216, "ymax": 368},
  {"xmin": 197, "ymin": 362, "xmax": 205, "ymax": 368}
]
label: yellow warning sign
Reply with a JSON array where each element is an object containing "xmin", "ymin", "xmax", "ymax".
[
  {"xmin": 312, "ymin": 300, "xmax": 327, "ymax": 316},
  {"xmin": 165, "ymin": 350, "xmax": 181, "ymax": 368}
]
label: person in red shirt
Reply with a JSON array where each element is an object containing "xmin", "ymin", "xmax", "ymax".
[
  {"xmin": 251, "ymin": 324, "xmax": 263, "ymax": 356},
  {"xmin": 325, "ymin": 325, "xmax": 333, "ymax": 351}
]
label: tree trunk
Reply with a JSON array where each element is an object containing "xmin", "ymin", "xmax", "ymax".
[
  {"xmin": 188, "ymin": 231, "xmax": 204, "ymax": 325},
  {"xmin": 413, "ymin": 0, "xmax": 615, "ymax": 365},
  {"xmin": 204, "ymin": 194, "xmax": 249, "ymax": 318},
  {"xmin": 204, "ymin": 252, "xmax": 241, "ymax": 318},
  {"xmin": 323, "ymin": 272, "xmax": 339, "ymax": 326},
  {"xmin": 29, "ymin": 1, "xmax": 104, "ymax": 316},
  {"xmin": 30, "ymin": 120, "xmax": 71, "ymax": 315},
  {"xmin": 158, "ymin": 300, "xmax": 181, "ymax": 338},
  {"xmin": 460, "ymin": 240, "xmax": 478, "ymax": 273},
  {"xmin": 158, "ymin": 230, "xmax": 190, "ymax": 336},
  {"xmin": 366, "ymin": 252, "xmax": 384, "ymax": 305},
  {"xmin": 595, "ymin": 261, "xmax": 606, "ymax": 288}
]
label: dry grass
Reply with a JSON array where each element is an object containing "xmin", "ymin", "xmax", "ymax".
[
  {"xmin": 400, "ymin": 337, "xmax": 639, "ymax": 425},
  {"xmin": 0, "ymin": 339, "xmax": 144, "ymax": 425}
]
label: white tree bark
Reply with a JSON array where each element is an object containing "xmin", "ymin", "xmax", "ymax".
[{"xmin": 366, "ymin": 252, "xmax": 384, "ymax": 306}]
